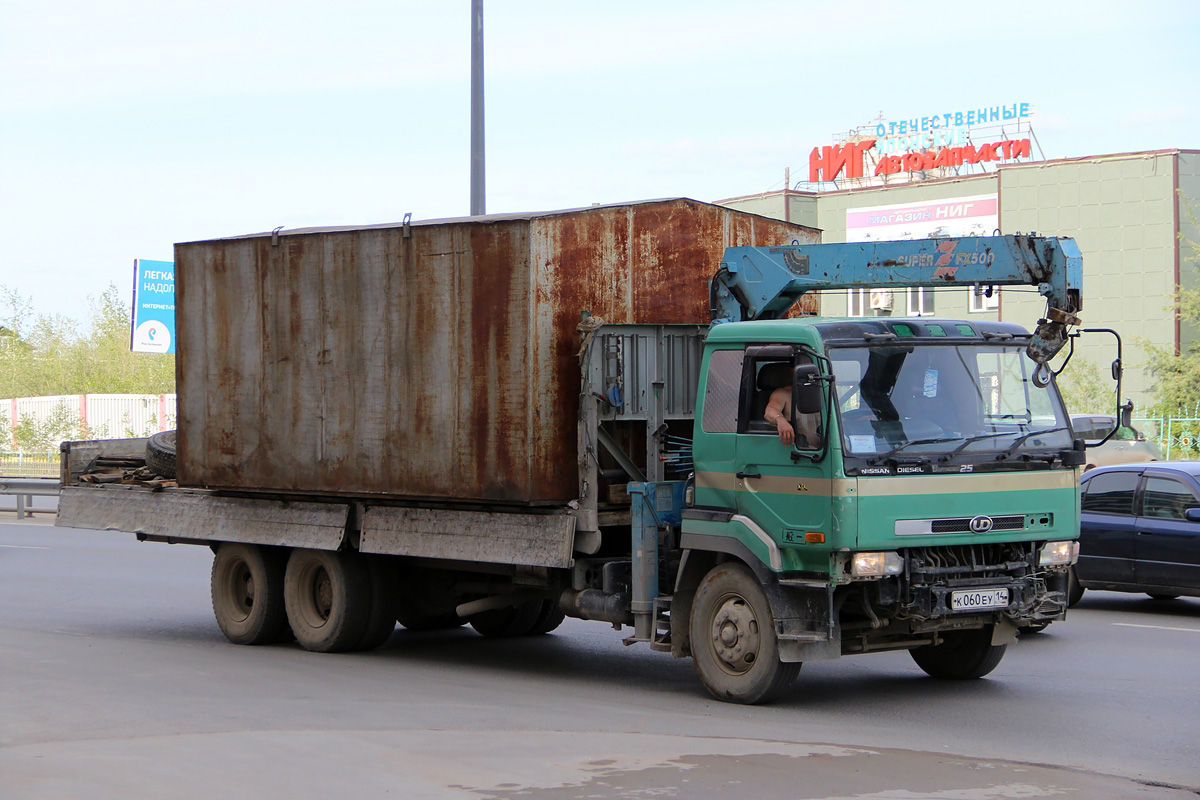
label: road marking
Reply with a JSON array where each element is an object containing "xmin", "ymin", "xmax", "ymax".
[{"xmin": 1114, "ymin": 622, "xmax": 1200, "ymax": 634}]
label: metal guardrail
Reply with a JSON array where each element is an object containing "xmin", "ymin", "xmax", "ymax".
[{"xmin": 0, "ymin": 477, "xmax": 60, "ymax": 520}]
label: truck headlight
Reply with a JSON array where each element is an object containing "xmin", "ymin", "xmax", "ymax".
[
  {"xmin": 851, "ymin": 551, "xmax": 905, "ymax": 577},
  {"xmin": 1039, "ymin": 540, "xmax": 1079, "ymax": 566}
]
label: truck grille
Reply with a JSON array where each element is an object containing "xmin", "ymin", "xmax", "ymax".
[
  {"xmin": 906, "ymin": 542, "xmax": 1036, "ymax": 583},
  {"xmin": 930, "ymin": 515, "xmax": 1025, "ymax": 533}
]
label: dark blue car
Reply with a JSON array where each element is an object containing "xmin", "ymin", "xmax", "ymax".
[{"xmin": 1072, "ymin": 462, "xmax": 1200, "ymax": 605}]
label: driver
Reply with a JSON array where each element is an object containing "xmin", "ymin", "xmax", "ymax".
[{"xmin": 765, "ymin": 388, "xmax": 820, "ymax": 448}]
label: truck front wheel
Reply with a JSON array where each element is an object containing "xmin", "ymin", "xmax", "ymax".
[
  {"xmin": 910, "ymin": 627, "xmax": 1007, "ymax": 680},
  {"xmin": 284, "ymin": 549, "xmax": 372, "ymax": 653},
  {"xmin": 210, "ymin": 543, "xmax": 292, "ymax": 645},
  {"xmin": 689, "ymin": 562, "xmax": 800, "ymax": 704}
]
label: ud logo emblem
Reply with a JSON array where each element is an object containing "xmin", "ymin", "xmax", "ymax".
[{"xmin": 969, "ymin": 515, "xmax": 994, "ymax": 533}]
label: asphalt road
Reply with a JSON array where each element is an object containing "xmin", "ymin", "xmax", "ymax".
[{"xmin": 2, "ymin": 516, "xmax": 1198, "ymax": 799}]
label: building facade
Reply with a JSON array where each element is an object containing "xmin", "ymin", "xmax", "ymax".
[{"xmin": 720, "ymin": 149, "xmax": 1200, "ymax": 413}]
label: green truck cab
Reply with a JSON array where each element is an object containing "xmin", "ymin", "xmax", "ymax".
[{"xmin": 666, "ymin": 316, "xmax": 1080, "ymax": 702}]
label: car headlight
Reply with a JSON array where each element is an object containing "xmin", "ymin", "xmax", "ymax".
[
  {"xmin": 851, "ymin": 551, "xmax": 905, "ymax": 577},
  {"xmin": 1039, "ymin": 540, "xmax": 1079, "ymax": 566}
]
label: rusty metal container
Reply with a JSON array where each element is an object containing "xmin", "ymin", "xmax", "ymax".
[{"xmin": 175, "ymin": 198, "xmax": 819, "ymax": 505}]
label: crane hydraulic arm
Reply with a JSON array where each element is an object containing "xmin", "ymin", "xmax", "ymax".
[{"xmin": 710, "ymin": 234, "xmax": 1083, "ymax": 370}]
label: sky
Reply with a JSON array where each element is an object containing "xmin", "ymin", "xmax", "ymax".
[{"xmin": 1, "ymin": 0, "xmax": 1198, "ymax": 327}]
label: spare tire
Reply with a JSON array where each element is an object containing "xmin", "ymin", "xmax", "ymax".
[{"xmin": 146, "ymin": 430, "xmax": 177, "ymax": 479}]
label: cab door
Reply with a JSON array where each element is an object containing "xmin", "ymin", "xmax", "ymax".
[{"xmin": 732, "ymin": 351, "xmax": 832, "ymax": 553}]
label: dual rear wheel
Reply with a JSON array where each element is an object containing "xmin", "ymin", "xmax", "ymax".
[
  {"xmin": 211, "ymin": 544, "xmax": 564, "ymax": 651},
  {"xmin": 210, "ymin": 543, "xmax": 291, "ymax": 645},
  {"xmin": 210, "ymin": 544, "xmax": 395, "ymax": 652},
  {"xmin": 469, "ymin": 600, "xmax": 565, "ymax": 638}
]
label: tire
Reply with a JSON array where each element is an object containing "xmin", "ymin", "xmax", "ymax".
[
  {"xmin": 689, "ymin": 562, "xmax": 800, "ymax": 704},
  {"xmin": 470, "ymin": 600, "xmax": 543, "ymax": 638},
  {"xmin": 356, "ymin": 557, "xmax": 399, "ymax": 651},
  {"xmin": 145, "ymin": 430, "xmax": 177, "ymax": 479},
  {"xmin": 910, "ymin": 626, "xmax": 1007, "ymax": 680},
  {"xmin": 1067, "ymin": 566, "xmax": 1085, "ymax": 607},
  {"xmin": 1147, "ymin": 593, "xmax": 1180, "ymax": 601},
  {"xmin": 527, "ymin": 599, "xmax": 567, "ymax": 635},
  {"xmin": 396, "ymin": 606, "xmax": 465, "ymax": 631},
  {"xmin": 210, "ymin": 543, "xmax": 292, "ymax": 645},
  {"xmin": 284, "ymin": 548, "xmax": 372, "ymax": 653}
]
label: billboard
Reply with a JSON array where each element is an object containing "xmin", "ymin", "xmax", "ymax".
[
  {"xmin": 809, "ymin": 102, "xmax": 1036, "ymax": 187},
  {"xmin": 131, "ymin": 259, "xmax": 175, "ymax": 354},
  {"xmin": 844, "ymin": 195, "xmax": 1001, "ymax": 316},
  {"xmin": 845, "ymin": 195, "xmax": 998, "ymax": 243}
]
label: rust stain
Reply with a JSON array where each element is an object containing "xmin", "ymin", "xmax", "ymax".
[{"xmin": 175, "ymin": 200, "xmax": 823, "ymax": 505}]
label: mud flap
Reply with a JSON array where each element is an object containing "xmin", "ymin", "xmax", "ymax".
[
  {"xmin": 991, "ymin": 617, "xmax": 1019, "ymax": 646},
  {"xmin": 772, "ymin": 583, "xmax": 840, "ymax": 663}
]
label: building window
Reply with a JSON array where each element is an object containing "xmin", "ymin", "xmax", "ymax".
[
  {"xmin": 907, "ymin": 287, "xmax": 934, "ymax": 316},
  {"xmin": 969, "ymin": 285, "xmax": 1000, "ymax": 313}
]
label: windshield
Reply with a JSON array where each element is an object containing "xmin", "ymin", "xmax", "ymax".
[{"xmin": 831, "ymin": 343, "xmax": 1072, "ymax": 463}]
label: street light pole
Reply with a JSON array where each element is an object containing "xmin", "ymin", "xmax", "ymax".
[{"xmin": 470, "ymin": 0, "xmax": 485, "ymax": 216}]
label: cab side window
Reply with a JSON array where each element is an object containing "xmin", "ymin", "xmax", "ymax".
[
  {"xmin": 701, "ymin": 349, "xmax": 743, "ymax": 434},
  {"xmin": 1081, "ymin": 471, "xmax": 1138, "ymax": 515},
  {"xmin": 741, "ymin": 358, "xmax": 823, "ymax": 449},
  {"xmin": 749, "ymin": 361, "xmax": 793, "ymax": 429}
]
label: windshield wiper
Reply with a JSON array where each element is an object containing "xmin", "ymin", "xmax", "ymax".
[
  {"xmin": 999, "ymin": 426, "xmax": 1070, "ymax": 459},
  {"xmin": 935, "ymin": 426, "xmax": 1070, "ymax": 463},
  {"xmin": 869, "ymin": 437, "xmax": 961, "ymax": 464},
  {"xmin": 937, "ymin": 431, "xmax": 1015, "ymax": 461}
]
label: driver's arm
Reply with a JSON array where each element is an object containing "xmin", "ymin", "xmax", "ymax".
[{"xmin": 765, "ymin": 388, "xmax": 794, "ymax": 446}]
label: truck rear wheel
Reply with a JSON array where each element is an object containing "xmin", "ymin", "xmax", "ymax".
[
  {"xmin": 210, "ymin": 543, "xmax": 292, "ymax": 645},
  {"xmin": 528, "ymin": 599, "xmax": 566, "ymax": 635},
  {"xmin": 396, "ymin": 574, "xmax": 466, "ymax": 631},
  {"xmin": 689, "ymin": 562, "xmax": 800, "ymax": 704},
  {"xmin": 356, "ymin": 557, "xmax": 399, "ymax": 650},
  {"xmin": 284, "ymin": 549, "xmax": 372, "ymax": 653},
  {"xmin": 470, "ymin": 600, "xmax": 542, "ymax": 637},
  {"xmin": 910, "ymin": 627, "xmax": 1007, "ymax": 680}
]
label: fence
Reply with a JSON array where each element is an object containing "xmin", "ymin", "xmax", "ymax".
[
  {"xmin": 3, "ymin": 394, "xmax": 176, "ymax": 450},
  {"xmin": 0, "ymin": 451, "xmax": 58, "ymax": 478},
  {"xmin": 1133, "ymin": 416, "xmax": 1200, "ymax": 461}
]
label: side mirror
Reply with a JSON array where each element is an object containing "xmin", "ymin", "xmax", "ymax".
[
  {"xmin": 794, "ymin": 364, "xmax": 823, "ymax": 415},
  {"xmin": 1119, "ymin": 399, "xmax": 1133, "ymax": 430},
  {"xmin": 1185, "ymin": 508, "xmax": 1200, "ymax": 523}
]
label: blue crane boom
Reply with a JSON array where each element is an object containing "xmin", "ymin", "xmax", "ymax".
[{"xmin": 710, "ymin": 234, "xmax": 1083, "ymax": 367}]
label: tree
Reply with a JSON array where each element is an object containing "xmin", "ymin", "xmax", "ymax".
[
  {"xmin": 0, "ymin": 283, "xmax": 175, "ymax": 399},
  {"xmin": 11, "ymin": 399, "xmax": 88, "ymax": 452},
  {"xmin": 1052, "ymin": 356, "xmax": 1114, "ymax": 416}
]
